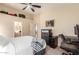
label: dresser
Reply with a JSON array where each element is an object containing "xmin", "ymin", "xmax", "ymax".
[{"xmin": 41, "ymin": 29, "xmax": 58, "ymax": 48}]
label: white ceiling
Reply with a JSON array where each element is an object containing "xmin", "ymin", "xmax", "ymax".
[
  {"xmin": 3, "ymin": 3, "xmax": 42, "ymax": 14},
  {"xmin": 2, "ymin": 3, "xmax": 79, "ymax": 15}
]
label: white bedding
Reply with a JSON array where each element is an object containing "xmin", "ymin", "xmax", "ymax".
[
  {"xmin": 12, "ymin": 36, "xmax": 34, "ymax": 55},
  {"xmin": 0, "ymin": 36, "xmax": 46, "ymax": 55}
]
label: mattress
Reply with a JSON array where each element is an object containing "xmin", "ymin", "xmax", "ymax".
[{"xmin": 0, "ymin": 36, "xmax": 46, "ymax": 55}]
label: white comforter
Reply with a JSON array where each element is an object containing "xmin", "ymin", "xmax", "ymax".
[
  {"xmin": 0, "ymin": 36, "xmax": 46, "ymax": 55},
  {"xmin": 12, "ymin": 36, "xmax": 34, "ymax": 55}
]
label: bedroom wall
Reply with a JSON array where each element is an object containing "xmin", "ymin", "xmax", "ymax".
[
  {"xmin": 0, "ymin": 4, "xmax": 34, "ymax": 37},
  {"xmin": 34, "ymin": 4, "xmax": 79, "ymax": 38}
]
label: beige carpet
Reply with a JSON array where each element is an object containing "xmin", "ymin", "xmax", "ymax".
[{"xmin": 45, "ymin": 46, "xmax": 67, "ymax": 55}]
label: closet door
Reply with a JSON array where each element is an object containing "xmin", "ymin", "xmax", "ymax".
[{"xmin": 29, "ymin": 22, "xmax": 35, "ymax": 36}]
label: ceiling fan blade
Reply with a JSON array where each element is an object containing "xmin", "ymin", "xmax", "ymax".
[
  {"xmin": 22, "ymin": 6, "xmax": 27, "ymax": 10},
  {"xmin": 29, "ymin": 3, "xmax": 32, "ymax": 4},
  {"xmin": 31, "ymin": 8, "xmax": 35, "ymax": 12},
  {"xmin": 32, "ymin": 5, "xmax": 41, "ymax": 8},
  {"xmin": 21, "ymin": 3, "xmax": 28, "ymax": 5}
]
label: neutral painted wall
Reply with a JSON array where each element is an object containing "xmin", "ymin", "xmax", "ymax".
[
  {"xmin": 0, "ymin": 4, "xmax": 33, "ymax": 37},
  {"xmin": 34, "ymin": 4, "xmax": 79, "ymax": 38}
]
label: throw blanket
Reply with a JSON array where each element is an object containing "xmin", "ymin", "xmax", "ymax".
[{"xmin": 31, "ymin": 40, "xmax": 43, "ymax": 54}]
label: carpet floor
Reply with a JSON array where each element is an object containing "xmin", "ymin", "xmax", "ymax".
[{"xmin": 45, "ymin": 46, "xmax": 67, "ymax": 55}]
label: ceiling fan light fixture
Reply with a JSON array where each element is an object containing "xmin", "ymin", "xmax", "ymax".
[
  {"xmin": 21, "ymin": 3, "xmax": 41, "ymax": 12},
  {"xmin": 26, "ymin": 5, "xmax": 30, "ymax": 10}
]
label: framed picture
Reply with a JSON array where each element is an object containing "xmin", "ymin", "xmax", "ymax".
[{"xmin": 46, "ymin": 20, "xmax": 54, "ymax": 27}]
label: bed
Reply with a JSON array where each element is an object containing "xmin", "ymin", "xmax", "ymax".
[{"xmin": 0, "ymin": 36, "xmax": 46, "ymax": 55}]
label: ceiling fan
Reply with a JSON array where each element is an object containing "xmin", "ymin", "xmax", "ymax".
[{"xmin": 21, "ymin": 3, "xmax": 41, "ymax": 12}]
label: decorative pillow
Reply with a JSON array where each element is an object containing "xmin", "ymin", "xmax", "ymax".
[
  {"xmin": 31, "ymin": 41, "xmax": 43, "ymax": 53},
  {"xmin": 64, "ymin": 38, "xmax": 71, "ymax": 44}
]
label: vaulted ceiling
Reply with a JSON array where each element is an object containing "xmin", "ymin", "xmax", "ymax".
[
  {"xmin": 2, "ymin": 3, "xmax": 42, "ymax": 14},
  {"xmin": 2, "ymin": 3, "xmax": 79, "ymax": 15}
]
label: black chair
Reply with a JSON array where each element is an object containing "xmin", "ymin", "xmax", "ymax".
[{"xmin": 59, "ymin": 34, "xmax": 79, "ymax": 55}]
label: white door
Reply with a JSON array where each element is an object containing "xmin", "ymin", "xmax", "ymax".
[{"xmin": 29, "ymin": 22, "xmax": 36, "ymax": 37}]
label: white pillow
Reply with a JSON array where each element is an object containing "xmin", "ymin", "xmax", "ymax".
[{"xmin": 0, "ymin": 35, "xmax": 9, "ymax": 47}]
